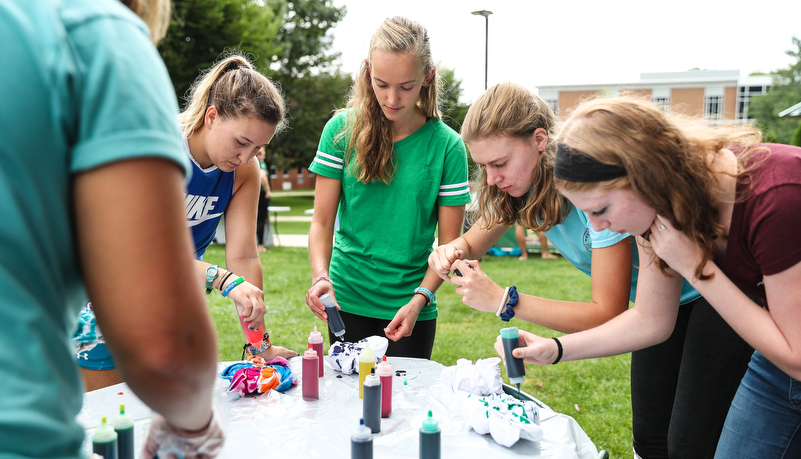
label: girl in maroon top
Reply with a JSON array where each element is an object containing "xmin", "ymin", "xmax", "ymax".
[{"xmin": 502, "ymin": 96, "xmax": 801, "ymax": 458}]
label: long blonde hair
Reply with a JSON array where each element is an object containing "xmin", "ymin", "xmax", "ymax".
[
  {"xmin": 556, "ymin": 96, "xmax": 765, "ymax": 280},
  {"xmin": 178, "ymin": 53, "xmax": 286, "ymax": 139},
  {"xmin": 339, "ymin": 16, "xmax": 440, "ymax": 184},
  {"xmin": 120, "ymin": 0, "xmax": 171, "ymax": 44},
  {"xmin": 461, "ymin": 82, "xmax": 567, "ymax": 231}
]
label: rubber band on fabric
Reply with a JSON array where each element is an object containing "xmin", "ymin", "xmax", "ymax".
[
  {"xmin": 221, "ymin": 276, "xmax": 244, "ymax": 297},
  {"xmin": 496, "ymin": 287, "xmax": 510, "ymax": 317},
  {"xmin": 551, "ymin": 337, "xmax": 563, "ymax": 364},
  {"xmin": 500, "ymin": 286, "xmax": 519, "ymax": 322}
]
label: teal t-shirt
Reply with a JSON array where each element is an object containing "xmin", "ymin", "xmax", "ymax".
[
  {"xmin": 545, "ymin": 207, "xmax": 702, "ymax": 305},
  {"xmin": 0, "ymin": 0, "xmax": 186, "ymax": 457},
  {"xmin": 309, "ymin": 111, "xmax": 471, "ymax": 320}
]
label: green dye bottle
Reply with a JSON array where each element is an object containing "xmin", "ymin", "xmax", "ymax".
[
  {"xmin": 113, "ymin": 403, "xmax": 134, "ymax": 459},
  {"xmin": 92, "ymin": 416, "xmax": 118, "ymax": 459}
]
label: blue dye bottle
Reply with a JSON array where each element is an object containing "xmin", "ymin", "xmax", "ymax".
[
  {"xmin": 419, "ymin": 410, "xmax": 440, "ymax": 459},
  {"xmin": 351, "ymin": 417, "xmax": 373, "ymax": 459}
]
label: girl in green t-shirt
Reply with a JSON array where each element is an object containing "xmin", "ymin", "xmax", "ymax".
[{"xmin": 305, "ymin": 17, "xmax": 470, "ymax": 358}]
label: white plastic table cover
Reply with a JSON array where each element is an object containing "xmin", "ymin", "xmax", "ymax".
[{"xmin": 77, "ymin": 357, "xmax": 601, "ymax": 458}]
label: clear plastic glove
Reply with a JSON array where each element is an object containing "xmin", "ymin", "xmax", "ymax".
[{"xmin": 141, "ymin": 413, "xmax": 225, "ymax": 459}]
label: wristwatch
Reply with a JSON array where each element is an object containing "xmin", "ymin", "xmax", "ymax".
[{"xmin": 205, "ymin": 264, "xmax": 219, "ymax": 294}]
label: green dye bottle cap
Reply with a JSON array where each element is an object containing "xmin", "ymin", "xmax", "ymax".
[
  {"xmin": 113, "ymin": 404, "xmax": 134, "ymax": 428},
  {"xmin": 93, "ymin": 416, "xmax": 118, "ymax": 442},
  {"xmin": 420, "ymin": 410, "xmax": 440, "ymax": 433}
]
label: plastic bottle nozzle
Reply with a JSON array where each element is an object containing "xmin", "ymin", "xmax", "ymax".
[{"xmin": 421, "ymin": 410, "xmax": 440, "ymax": 432}]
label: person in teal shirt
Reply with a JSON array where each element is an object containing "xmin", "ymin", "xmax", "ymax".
[
  {"xmin": 430, "ymin": 83, "xmax": 752, "ymax": 458},
  {"xmin": 0, "ymin": 0, "xmax": 223, "ymax": 457},
  {"xmin": 304, "ymin": 17, "xmax": 470, "ymax": 358}
]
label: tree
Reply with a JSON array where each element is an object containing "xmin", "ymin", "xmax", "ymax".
[
  {"xmin": 158, "ymin": 0, "xmax": 285, "ymax": 103},
  {"xmin": 438, "ymin": 65, "xmax": 471, "ymax": 134},
  {"xmin": 748, "ymin": 36, "xmax": 801, "ymax": 144},
  {"xmin": 266, "ymin": 0, "xmax": 350, "ymax": 169}
]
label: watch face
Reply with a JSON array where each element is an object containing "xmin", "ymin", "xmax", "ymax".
[{"xmin": 206, "ymin": 266, "xmax": 217, "ymax": 277}]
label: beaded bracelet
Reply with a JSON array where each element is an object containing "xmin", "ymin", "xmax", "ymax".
[
  {"xmin": 500, "ymin": 286, "xmax": 519, "ymax": 322},
  {"xmin": 221, "ymin": 276, "xmax": 245, "ymax": 297}
]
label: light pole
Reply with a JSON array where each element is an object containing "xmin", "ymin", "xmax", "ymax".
[{"xmin": 472, "ymin": 10, "xmax": 493, "ymax": 90}]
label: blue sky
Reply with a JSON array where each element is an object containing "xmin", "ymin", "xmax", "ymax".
[{"xmin": 330, "ymin": 0, "xmax": 801, "ymax": 103}]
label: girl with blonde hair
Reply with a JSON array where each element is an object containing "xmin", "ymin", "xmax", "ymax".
[
  {"xmin": 506, "ymin": 95, "xmax": 801, "ymax": 457},
  {"xmin": 305, "ymin": 16, "xmax": 470, "ymax": 358},
  {"xmin": 430, "ymin": 83, "xmax": 752, "ymax": 458}
]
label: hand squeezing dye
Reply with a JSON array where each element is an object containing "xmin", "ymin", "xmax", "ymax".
[
  {"xmin": 319, "ymin": 293, "xmax": 346, "ymax": 341},
  {"xmin": 500, "ymin": 327, "xmax": 526, "ymax": 398}
]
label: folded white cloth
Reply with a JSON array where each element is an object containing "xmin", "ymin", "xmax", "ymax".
[
  {"xmin": 460, "ymin": 391, "xmax": 543, "ymax": 447},
  {"xmin": 440, "ymin": 357, "xmax": 504, "ymax": 395},
  {"xmin": 327, "ymin": 335, "xmax": 389, "ymax": 374}
]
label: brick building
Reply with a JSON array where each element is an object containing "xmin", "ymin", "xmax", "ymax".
[{"xmin": 538, "ymin": 69, "xmax": 772, "ymax": 124}]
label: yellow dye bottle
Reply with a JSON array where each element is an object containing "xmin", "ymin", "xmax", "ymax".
[{"xmin": 358, "ymin": 347, "xmax": 376, "ymax": 399}]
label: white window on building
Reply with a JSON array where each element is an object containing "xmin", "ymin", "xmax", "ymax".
[
  {"xmin": 704, "ymin": 96, "xmax": 723, "ymax": 122},
  {"xmin": 652, "ymin": 97, "xmax": 670, "ymax": 113},
  {"xmin": 297, "ymin": 167, "xmax": 304, "ymax": 184},
  {"xmin": 545, "ymin": 99, "xmax": 558, "ymax": 116},
  {"xmin": 270, "ymin": 166, "xmax": 278, "ymax": 180},
  {"xmin": 737, "ymin": 85, "xmax": 770, "ymax": 122}
]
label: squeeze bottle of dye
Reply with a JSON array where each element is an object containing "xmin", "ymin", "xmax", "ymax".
[
  {"xmin": 419, "ymin": 410, "xmax": 441, "ymax": 459},
  {"xmin": 239, "ymin": 314, "xmax": 264, "ymax": 347},
  {"xmin": 92, "ymin": 416, "xmax": 118, "ymax": 459},
  {"xmin": 302, "ymin": 343, "xmax": 319, "ymax": 400},
  {"xmin": 318, "ymin": 293, "xmax": 346, "ymax": 341},
  {"xmin": 351, "ymin": 417, "xmax": 373, "ymax": 459},
  {"xmin": 500, "ymin": 327, "xmax": 526, "ymax": 395},
  {"xmin": 362, "ymin": 368, "xmax": 382, "ymax": 433},
  {"xmin": 358, "ymin": 347, "xmax": 376, "ymax": 399},
  {"xmin": 112, "ymin": 404, "xmax": 134, "ymax": 459},
  {"xmin": 375, "ymin": 355, "xmax": 393, "ymax": 418},
  {"xmin": 309, "ymin": 325, "xmax": 325, "ymax": 377}
]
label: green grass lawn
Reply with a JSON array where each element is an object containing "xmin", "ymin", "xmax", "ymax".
[
  {"xmin": 268, "ymin": 192, "xmax": 315, "ymax": 216},
  {"xmin": 202, "ymin": 244, "xmax": 632, "ymax": 457}
]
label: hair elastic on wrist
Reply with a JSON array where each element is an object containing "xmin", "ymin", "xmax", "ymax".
[
  {"xmin": 551, "ymin": 337, "xmax": 563, "ymax": 364},
  {"xmin": 496, "ymin": 287, "xmax": 510, "ymax": 317},
  {"xmin": 219, "ymin": 271, "xmax": 234, "ymax": 290},
  {"xmin": 500, "ymin": 286, "xmax": 519, "ymax": 322},
  {"xmin": 554, "ymin": 142, "xmax": 627, "ymax": 183}
]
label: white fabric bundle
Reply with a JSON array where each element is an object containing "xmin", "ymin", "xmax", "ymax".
[
  {"xmin": 440, "ymin": 357, "xmax": 504, "ymax": 395},
  {"xmin": 327, "ymin": 335, "xmax": 389, "ymax": 374}
]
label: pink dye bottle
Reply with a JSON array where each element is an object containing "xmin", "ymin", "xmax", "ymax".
[
  {"xmin": 375, "ymin": 355, "xmax": 392, "ymax": 418},
  {"xmin": 302, "ymin": 343, "xmax": 319, "ymax": 400},
  {"xmin": 239, "ymin": 315, "xmax": 263, "ymax": 347},
  {"xmin": 309, "ymin": 325, "xmax": 324, "ymax": 377}
]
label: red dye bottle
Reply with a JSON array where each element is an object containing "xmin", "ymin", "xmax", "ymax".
[
  {"xmin": 302, "ymin": 343, "xmax": 319, "ymax": 400},
  {"xmin": 309, "ymin": 325, "xmax": 324, "ymax": 377},
  {"xmin": 375, "ymin": 355, "xmax": 392, "ymax": 418}
]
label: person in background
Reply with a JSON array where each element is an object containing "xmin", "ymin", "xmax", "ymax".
[
  {"xmin": 256, "ymin": 147, "xmax": 272, "ymax": 253},
  {"xmin": 430, "ymin": 83, "xmax": 752, "ymax": 458},
  {"xmin": 503, "ymin": 95, "xmax": 801, "ymax": 458},
  {"xmin": 305, "ymin": 16, "xmax": 470, "ymax": 358},
  {"xmin": 1, "ymin": 0, "xmax": 223, "ymax": 457},
  {"xmin": 515, "ymin": 223, "xmax": 557, "ymax": 260}
]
